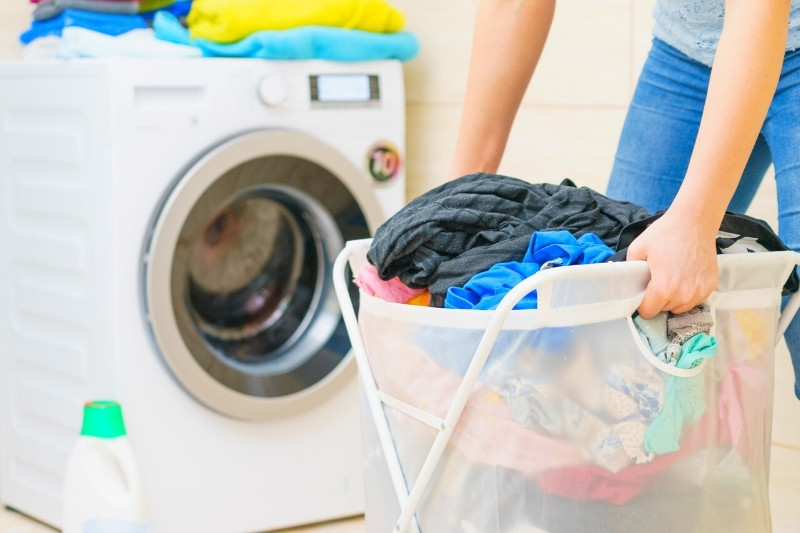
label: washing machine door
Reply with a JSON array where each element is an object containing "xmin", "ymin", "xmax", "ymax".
[{"xmin": 144, "ymin": 130, "xmax": 386, "ymax": 420}]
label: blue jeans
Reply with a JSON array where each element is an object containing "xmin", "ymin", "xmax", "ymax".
[{"xmin": 607, "ymin": 38, "xmax": 800, "ymax": 400}]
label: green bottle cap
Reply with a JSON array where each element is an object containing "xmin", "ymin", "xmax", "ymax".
[{"xmin": 80, "ymin": 400, "xmax": 127, "ymax": 439}]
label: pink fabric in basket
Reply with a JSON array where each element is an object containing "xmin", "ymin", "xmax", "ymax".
[
  {"xmin": 355, "ymin": 263, "xmax": 426, "ymax": 304},
  {"xmin": 717, "ymin": 364, "xmax": 768, "ymax": 458}
]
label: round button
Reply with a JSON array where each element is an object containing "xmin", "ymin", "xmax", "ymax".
[
  {"xmin": 366, "ymin": 142, "xmax": 402, "ymax": 183},
  {"xmin": 258, "ymin": 74, "xmax": 287, "ymax": 107}
]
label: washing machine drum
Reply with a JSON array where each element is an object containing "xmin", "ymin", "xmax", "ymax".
[{"xmin": 144, "ymin": 130, "xmax": 386, "ymax": 420}]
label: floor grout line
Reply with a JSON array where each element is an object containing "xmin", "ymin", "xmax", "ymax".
[{"xmin": 772, "ymin": 441, "xmax": 800, "ymax": 452}]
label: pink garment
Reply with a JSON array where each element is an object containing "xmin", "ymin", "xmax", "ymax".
[
  {"xmin": 717, "ymin": 364, "xmax": 768, "ymax": 457},
  {"xmin": 355, "ymin": 262, "xmax": 426, "ymax": 304}
]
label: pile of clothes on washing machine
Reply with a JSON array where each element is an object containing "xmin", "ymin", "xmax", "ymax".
[
  {"xmin": 155, "ymin": 0, "xmax": 419, "ymax": 61},
  {"xmin": 20, "ymin": 0, "xmax": 419, "ymax": 62},
  {"xmin": 20, "ymin": 0, "xmax": 199, "ymax": 58}
]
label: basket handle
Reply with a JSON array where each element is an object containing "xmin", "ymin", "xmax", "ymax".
[
  {"xmin": 495, "ymin": 260, "xmax": 713, "ymax": 378},
  {"xmin": 515, "ymin": 259, "xmax": 649, "ymax": 322},
  {"xmin": 530, "ymin": 252, "xmax": 800, "ymax": 349}
]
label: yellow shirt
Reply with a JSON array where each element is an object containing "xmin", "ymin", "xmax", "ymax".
[{"xmin": 187, "ymin": 0, "xmax": 405, "ymax": 43}]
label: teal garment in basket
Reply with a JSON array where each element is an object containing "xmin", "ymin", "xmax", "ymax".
[
  {"xmin": 644, "ymin": 333, "xmax": 718, "ymax": 455},
  {"xmin": 153, "ymin": 11, "xmax": 419, "ymax": 61}
]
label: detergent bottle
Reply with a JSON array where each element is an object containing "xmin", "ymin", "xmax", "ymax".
[{"xmin": 62, "ymin": 400, "xmax": 151, "ymax": 533}]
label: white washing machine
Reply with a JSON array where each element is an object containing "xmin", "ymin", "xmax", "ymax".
[{"xmin": 0, "ymin": 58, "xmax": 406, "ymax": 532}]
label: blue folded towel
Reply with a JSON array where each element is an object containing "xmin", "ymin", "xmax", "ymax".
[
  {"xmin": 153, "ymin": 11, "xmax": 419, "ymax": 62},
  {"xmin": 20, "ymin": 8, "xmax": 149, "ymax": 44},
  {"xmin": 140, "ymin": 0, "xmax": 193, "ymax": 21}
]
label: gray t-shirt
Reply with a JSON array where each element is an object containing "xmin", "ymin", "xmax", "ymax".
[{"xmin": 652, "ymin": 0, "xmax": 800, "ymax": 66}]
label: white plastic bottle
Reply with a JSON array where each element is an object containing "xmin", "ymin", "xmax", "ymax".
[{"xmin": 62, "ymin": 400, "xmax": 151, "ymax": 533}]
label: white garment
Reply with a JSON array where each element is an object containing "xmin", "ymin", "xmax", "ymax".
[
  {"xmin": 22, "ymin": 35, "xmax": 61, "ymax": 59},
  {"xmin": 55, "ymin": 27, "xmax": 201, "ymax": 59}
]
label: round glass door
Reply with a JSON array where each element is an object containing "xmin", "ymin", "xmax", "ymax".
[{"xmin": 144, "ymin": 130, "xmax": 384, "ymax": 419}]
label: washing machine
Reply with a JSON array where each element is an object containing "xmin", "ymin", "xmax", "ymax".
[{"xmin": 0, "ymin": 57, "xmax": 406, "ymax": 532}]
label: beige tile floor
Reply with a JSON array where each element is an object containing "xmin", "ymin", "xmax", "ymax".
[
  {"xmin": 3, "ymin": 481, "xmax": 800, "ymax": 533},
  {"xmin": 3, "ymin": 344, "xmax": 796, "ymax": 533},
  {"xmin": 2, "ymin": 435, "xmax": 799, "ymax": 533},
  {"xmin": 0, "ymin": 507, "xmax": 366, "ymax": 533}
]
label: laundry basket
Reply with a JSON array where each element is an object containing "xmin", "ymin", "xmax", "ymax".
[{"xmin": 333, "ymin": 239, "xmax": 800, "ymax": 533}]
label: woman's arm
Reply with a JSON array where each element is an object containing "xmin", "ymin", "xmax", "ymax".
[
  {"xmin": 449, "ymin": 0, "xmax": 556, "ymax": 180},
  {"xmin": 629, "ymin": 0, "xmax": 791, "ymax": 318}
]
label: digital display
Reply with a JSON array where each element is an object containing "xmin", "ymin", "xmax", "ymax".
[{"xmin": 309, "ymin": 74, "xmax": 379, "ymax": 105}]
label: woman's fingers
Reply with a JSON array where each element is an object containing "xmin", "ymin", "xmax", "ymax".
[{"xmin": 626, "ymin": 214, "xmax": 718, "ymax": 318}]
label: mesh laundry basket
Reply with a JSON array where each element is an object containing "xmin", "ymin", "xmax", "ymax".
[{"xmin": 333, "ymin": 239, "xmax": 800, "ymax": 533}]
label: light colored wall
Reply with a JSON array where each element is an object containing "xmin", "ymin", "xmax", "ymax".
[
  {"xmin": 398, "ymin": 0, "xmax": 643, "ymax": 199},
  {"xmin": 0, "ymin": 3, "xmax": 32, "ymax": 59},
  {"xmin": 1, "ymin": 1, "xmax": 798, "ymax": 528}
]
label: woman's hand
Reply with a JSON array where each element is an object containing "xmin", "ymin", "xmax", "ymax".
[{"xmin": 626, "ymin": 209, "xmax": 719, "ymax": 319}]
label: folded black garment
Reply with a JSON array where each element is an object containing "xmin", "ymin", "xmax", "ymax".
[
  {"xmin": 608, "ymin": 210, "xmax": 799, "ymax": 294},
  {"xmin": 367, "ymin": 172, "xmax": 651, "ymax": 306}
]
